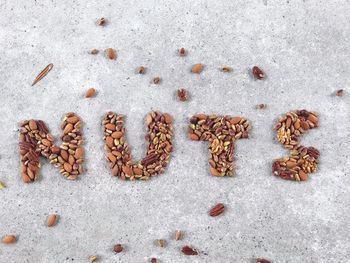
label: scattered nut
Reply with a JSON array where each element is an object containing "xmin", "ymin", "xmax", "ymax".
[
  {"xmin": 157, "ymin": 239, "xmax": 166, "ymax": 248},
  {"xmin": 89, "ymin": 255, "xmax": 98, "ymax": 262},
  {"xmin": 181, "ymin": 245, "xmax": 198, "ymax": 255},
  {"xmin": 222, "ymin": 66, "xmax": 232, "ymax": 72},
  {"xmin": 105, "ymin": 48, "xmax": 116, "ymax": 60},
  {"xmin": 1, "ymin": 235, "xmax": 16, "ymax": 244},
  {"xmin": 85, "ymin": 88, "xmax": 96, "ymax": 98},
  {"xmin": 252, "ymin": 66, "xmax": 265, "ymax": 79},
  {"xmin": 97, "ymin": 17, "xmax": 106, "ymax": 26},
  {"xmin": 89, "ymin": 49, "xmax": 99, "ymax": 55},
  {"xmin": 151, "ymin": 258, "xmax": 158, "ymax": 263},
  {"xmin": 256, "ymin": 259, "xmax": 271, "ymax": 263},
  {"xmin": 191, "ymin": 64, "xmax": 203, "ymax": 74},
  {"xmin": 47, "ymin": 214, "xmax": 58, "ymax": 227},
  {"xmin": 179, "ymin": 47, "xmax": 186, "ymax": 56},
  {"xmin": 137, "ymin": 66, "xmax": 145, "ymax": 74},
  {"xmin": 209, "ymin": 203, "xmax": 225, "ymax": 217},
  {"xmin": 153, "ymin": 77, "xmax": 161, "ymax": 84},
  {"xmin": 177, "ymin": 88, "xmax": 188, "ymax": 101},
  {"xmin": 0, "ymin": 181, "xmax": 5, "ymax": 189},
  {"xmin": 335, "ymin": 89, "xmax": 344, "ymax": 97},
  {"xmin": 175, "ymin": 230, "xmax": 182, "ymax": 241},
  {"xmin": 113, "ymin": 244, "xmax": 123, "ymax": 253}
]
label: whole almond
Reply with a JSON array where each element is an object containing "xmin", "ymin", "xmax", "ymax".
[
  {"xmin": 1, "ymin": 235, "xmax": 16, "ymax": 244},
  {"xmin": 191, "ymin": 63, "xmax": 202, "ymax": 74},
  {"xmin": 181, "ymin": 245, "xmax": 198, "ymax": 255},
  {"xmin": 209, "ymin": 203, "xmax": 225, "ymax": 217},
  {"xmin": 47, "ymin": 214, "xmax": 58, "ymax": 227},
  {"xmin": 175, "ymin": 230, "xmax": 182, "ymax": 241},
  {"xmin": 85, "ymin": 88, "xmax": 96, "ymax": 98},
  {"xmin": 106, "ymin": 48, "xmax": 116, "ymax": 60}
]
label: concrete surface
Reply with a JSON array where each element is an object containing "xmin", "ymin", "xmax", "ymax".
[{"xmin": 0, "ymin": 0, "xmax": 349, "ymax": 262}]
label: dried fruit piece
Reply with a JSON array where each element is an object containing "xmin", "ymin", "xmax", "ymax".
[
  {"xmin": 47, "ymin": 214, "xmax": 58, "ymax": 227},
  {"xmin": 102, "ymin": 112, "xmax": 173, "ymax": 181},
  {"xmin": 272, "ymin": 110, "xmax": 319, "ymax": 181},
  {"xmin": 32, "ymin": 63, "xmax": 54, "ymax": 86},
  {"xmin": 335, "ymin": 89, "xmax": 344, "ymax": 96},
  {"xmin": 89, "ymin": 255, "xmax": 98, "ymax": 262},
  {"xmin": 113, "ymin": 244, "xmax": 123, "ymax": 253},
  {"xmin": 153, "ymin": 77, "xmax": 161, "ymax": 84},
  {"xmin": 177, "ymin": 88, "xmax": 188, "ymax": 101},
  {"xmin": 18, "ymin": 113, "xmax": 84, "ymax": 182},
  {"xmin": 179, "ymin": 47, "xmax": 186, "ymax": 56},
  {"xmin": 105, "ymin": 48, "xmax": 116, "ymax": 60},
  {"xmin": 209, "ymin": 203, "xmax": 225, "ymax": 217},
  {"xmin": 175, "ymin": 230, "xmax": 182, "ymax": 241},
  {"xmin": 97, "ymin": 17, "xmax": 106, "ymax": 26},
  {"xmin": 191, "ymin": 64, "xmax": 203, "ymax": 74},
  {"xmin": 89, "ymin": 49, "xmax": 99, "ymax": 55},
  {"xmin": 188, "ymin": 114, "xmax": 250, "ymax": 176},
  {"xmin": 252, "ymin": 66, "xmax": 265, "ymax": 79},
  {"xmin": 137, "ymin": 66, "xmax": 145, "ymax": 74},
  {"xmin": 181, "ymin": 245, "xmax": 198, "ymax": 255},
  {"xmin": 85, "ymin": 88, "xmax": 96, "ymax": 98},
  {"xmin": 222, "ymin": 66, "xmax": 232, "ymax": 72},
  {"xmin": 1, "ymin": 235, "xmax": 16, "ymax": 244},
  {"xmin": 157, "ymin": 239, "xmax": 166, "ymax": 248}
]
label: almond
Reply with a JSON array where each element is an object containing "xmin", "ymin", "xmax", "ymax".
[
  {"xmin": 67, "ymin": 116, "xmax": 79, "ymax": 124},
  {"xmin": 209, "ymin": 203, "xmax": 225, "ymax": 217},
  {"xmin": 47, "ymin": 214, "xmax": 58, "ymax": 227},
  {"xmin": 106, "ymin": 48, "xmax": 116, "ymax": 60},
  {"xmin": 111, "ymin": 131, "xmax": 123, "ymax": 139},
  {"xmin": 164, "ymin": 113, "xmax": 172, "ymax": 124},
  {"xmin": 85, "ymin": 88, "xmax": 96, "ymax": 98},
  {"xmin": 74, "ymin": 147, "xmax": 84, "ymax": 159},
  {"xmin": 191, "ymin": 63, "xmax": 202, "ymax": 73},
  {"xmin": 1, "ymin": 235, "xmax": 16, "ymax": 244}
]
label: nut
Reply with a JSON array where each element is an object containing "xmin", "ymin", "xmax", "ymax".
[
  {"xmin": 1, "ymin": 235, "xmax": 16, "ymax": 244},
  {"xmin": 113, "ymin": 244, "xmax": 123, "ymax": 253},
  {"xmin": 252, "ymin": 66, "xmax": 265, "ymax": 79},
  {"xmin": 175, "ymin": 230, "xmax": 182, "ymax": 241},
  {"xmin": 181, "ymin": 245, "xmax": 198, "ymax": 255},
  {"xmin": 177, "ymin": 88, "xmax": 188, "ymax": 101},
  {"xmin": 138, "ymin": 66, "xmax": 145, "ymax": 74},
  {"xmin": 97, "ymin": 17, "xmax": 106, "ymax": 26},
  {"xmin": 191, "ymin": 63, "xmax": 202, "ymax": 73},
  {"xmin": 221, "ymin": 66, "xmax": 232, "ymax": 72},
  {"xmin": 157, "ymin": 239, "xmax": 166, "ymax": 248},
  {"xmin": 179, "ymin": 47, "xmax": 186, "ymax": 56},
  {"xmin": 89, "ymin": 255, "xmax": 98, "ymax": 262},
  {"xmin": 153, "ymin": 77, "xmax": 161, "ymax": 84},
  {"xmin": 89, "ymin": 49, "xmax": 99, "ymax": 55},
  {"xmin": 85, "ymin": 88, "xmax": 96, "ymax": 98},
  {"xmin": 47, "ymin": 214, "xmax": 58, "ymax": 227},
  {"xmin": 209, "ymin": 203, "xmax": 225, "ymax": 217},
  {"xmin": 105, "ymin": 48, "xmax": 116, "ymax": 60},
  {"xmin": 335, "ymin": 89, "xmax": 343, "ymax": 96}
]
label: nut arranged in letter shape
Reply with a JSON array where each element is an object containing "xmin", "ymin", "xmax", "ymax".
[
  {"xmin": 272, "ymin": 110, "xmax": 320, "ymax": 181},
  {"xmin": 102, "ymin": 111, "xmax": 173, "ymax": 180},
  {"xmin": 188, "ymin": 114, "xmax": 251, "ymax": 177},
  {"xmin": 18, "ymin": 113, "xmax": 84, "ymax": 182}
]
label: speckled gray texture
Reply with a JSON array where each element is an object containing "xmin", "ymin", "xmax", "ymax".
[{"xmin": 0, "ymin": 0, "xmax": 349, "ymax": 262}]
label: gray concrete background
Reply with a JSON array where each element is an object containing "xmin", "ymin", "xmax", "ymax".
[{"xmin": 0, "ymin": 0, "xmax": 349, "ymax": 262}]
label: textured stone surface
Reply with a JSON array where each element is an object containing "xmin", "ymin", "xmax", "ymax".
[{"xmin": 0, "ymin": 0, "xmax": 349, "ymax": 262}]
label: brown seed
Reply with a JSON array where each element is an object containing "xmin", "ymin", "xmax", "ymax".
[
  {"xmin": 209, "ymin": 203, "xmax": 225, "ymax": 217},
  {"xmin": 29, "ymin": 120, "xmax": 37, "ymax": 130},
  {"xmin": 89, "ymin": 49, "xmax": 99, "ymax": 55},
  {"xmin": 113, "ymin": 244, "xmax": 123, "ymax": 253},
  {"xmin": 222, "ymin": 66, "xmax": 232, "ymax": 72},
  {"xmin": 32, "ymin": 63, "xmax": 54, "ymax": 86},
  {"xmin": 153, "ymin": 77, "xmax": 161, "ymax": 84},
  {"xmin": 181, "ymin": 245, "xmax": 198, "ymax": 255},
  {"xmin": 63, "ymin": 123, "xmax": 73, "ymax": 134},
  {"xmin": 335, "ymin": 89, "xmax": 343, "ymax": 97},
  {"xmin": 138, "ymin": 66, "xmax": 145, "ymax": 74},
  {"xmin": 175, "ymin": 230, "xmax": 182, "ymax": 241},
  {"xmin": 85, "ymin": 88, "xmax": 96, "ymax": 98},
  {"xmin": 74, "ymin": 147, "xmax": 84, "ymax": 159},
  {"xmin": 151, "ymin": 258, "xmax": 158, "ymax": 263},
  {"xmin": 177, "ymin": 88, "xmax": 188, "ymax": 101},
  {"xmin": 111, "ymin": 131, "xmax": 123, "ymax": 139},
  {"xmin": 64, "ymin": 162, "xmax": 72, "ymax": 173},
  {"xmin": 191, "ymin": 63, "xmax": 202, "ymax": 74},
  {"xmin": 47, "ymin": 214, "xmax": 58, "ymax": 227},
  {"xmin": 97, "ymin": 17, "xmax": 106, "ymax": 26},
  {"xmin": 157, "ymin": 239, "xmax": 166, "ymax": 248},
  {"xmin": 67, "ymin": 116, "xmax": 79, "ymax": 124},
  {"xmin": 106, "ymin": 48, "xmax": 116, "ymax": 60},
  {"xmin": 252, "ymin": 66, "xmax": 265, "ymax": 79},
  {"xmin": 1, "ymin": 235, "xmax": 16, "ymax": 244},
  {"xmin": 179, "ymin": 47, "xmax": 186, "ymax": 56},
  {"xmin": 163, "ymin": 113, "xmax": 173, "ymax": 124}
]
